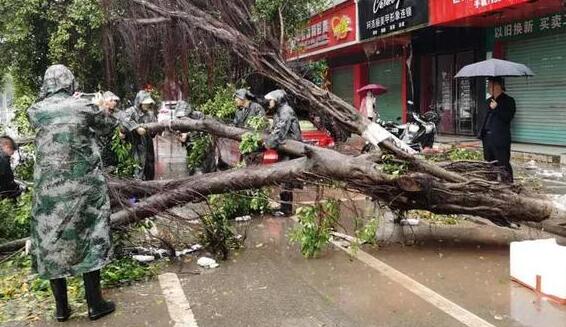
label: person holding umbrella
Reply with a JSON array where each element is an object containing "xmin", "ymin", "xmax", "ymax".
[
  {"xmin": 455, "ymin": 58, "xmax": 534, "ymax": 184},
  {"xmin": 480, "ymin": 77, "xmax": 516, "ymax": 183},
  {"xmin": 357, "ymin": 84, "xmax": 387, "ymax": 121}
]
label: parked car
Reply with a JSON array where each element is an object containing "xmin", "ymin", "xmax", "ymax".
[{"xmin": 217, "ymin": 119, "xmax": 335, "ymax": 167}]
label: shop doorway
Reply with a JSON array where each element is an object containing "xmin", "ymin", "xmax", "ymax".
[{"xmin": 433, "ymin": 51, "xmax": 478, "ymax": 136}]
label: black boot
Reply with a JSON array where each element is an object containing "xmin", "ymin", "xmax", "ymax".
[
  {"xmin": 49, "ymin": 278, "xmax": 72, "ymax": 322},
  {"xmin": 83, "ymin": 270, "xmax": 115, "ymax": 320}
]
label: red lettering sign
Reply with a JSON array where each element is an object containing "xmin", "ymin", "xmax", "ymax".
[
  {"xmin": 430, "ymin": 0, "xmax": 531, "ymax": 25},
  {"xmin": 287, "ymin": 1, "xmax": 357, "ymax": 60}
]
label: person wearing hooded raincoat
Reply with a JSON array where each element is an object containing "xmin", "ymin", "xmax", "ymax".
[
  {"xmin": 120, "ymin": 90, "xmax": 158, "ymax": 180},
  {"xmin": 265, "ymin": 89, "xmax": 301, "ymax": 148},
  {"xmin": 91, "ymin": 91, "xmax": 122, "ymax": 170},
  {"xmin": 233, "ymin": 89, "xmax": 267, "ymax": 165},
  {"xmin": 27, "ymin": 65, "xmax": 117, "ymax": 322},
  {"xmin": 233, "ymin": 89, "xmax": 266, "ymax": 128},
  {"xmin": 264, "ymin": 89, "xmax": 302, "ymax": 215},
  {"xmin": 174, "ymin": 100, "xmax": 216, "ymax": 174}
]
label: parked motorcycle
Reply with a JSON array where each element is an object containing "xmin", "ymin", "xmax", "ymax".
[{"xmin": 362, "ymin": 101, "xmax": 440, "ymax": 153}]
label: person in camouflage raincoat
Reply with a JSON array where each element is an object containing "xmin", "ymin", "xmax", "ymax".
[
  {"xmin": 120, "ymin": 90, "xmax": 158, "ymax": 180},
  {"xmin": 264, "ymin": 89, "xmax": 302, "ymax": 216},
  {"xmin": 28, "ymin": 65, "xmax": 117, "ymax": 322}
]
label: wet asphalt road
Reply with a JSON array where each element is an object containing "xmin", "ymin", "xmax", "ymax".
[{"xmin": 7, "ymin": 136, "xmax": 566, "ymax": 327}]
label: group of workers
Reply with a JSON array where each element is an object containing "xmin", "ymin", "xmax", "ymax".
[{"xmin": 6, "ymin": 64, "xmax": 302, "ymax": 323}]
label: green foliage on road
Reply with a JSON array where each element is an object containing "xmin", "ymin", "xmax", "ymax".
[
  {"xmin": 290, "ymin": 199, "xmax": 341, "ymax": 258},
  {"xmin": 381, "ymin": 154, "xmax": 409, "ymax": 176},
  {"xmin": 0, "ymin": 254, "xmax": 162, "ymax": 323},
  {"xmin": 188, "ymin": 86, "xmax": 237, "ymax": 169},
  {"xmin": 427, "ymin": 147, "xmax": 483, "ymax": 162},
  {"xmin": 408, "ymin": 210, "xmax": 461, "ymax": 225},
  {"xmin": 200, "ymin": 190, "xmax": 270, "ymax": 260}
]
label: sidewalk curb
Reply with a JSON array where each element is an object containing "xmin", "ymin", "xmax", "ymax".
[{"xmin": 434, "ymin": 141, "xmax": 566, "ymax": 165}]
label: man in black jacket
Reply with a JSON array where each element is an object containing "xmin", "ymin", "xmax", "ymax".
[
  {"xmin": 479, "ymin": 77, "xmax": 516, "ymax": 183},
  {"xmin": 0, "ymin": 136, "xmax": 22, "ymax": 199}
]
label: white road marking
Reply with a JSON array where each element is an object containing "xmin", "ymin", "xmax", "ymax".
[
  {"xmin": 158, "ymin": 273, "xmax": 199, "ymax": 327},
  {"xmin": 290, "ymin": 216, "xmax": 496, "ymax": 327}
]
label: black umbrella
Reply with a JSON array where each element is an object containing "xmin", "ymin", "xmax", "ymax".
[{"xmin": 455, "ymin": 59, "xmax": 534, "ymax": 78}]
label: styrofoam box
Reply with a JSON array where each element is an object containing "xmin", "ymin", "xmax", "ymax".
[{"xmin": 510, "ymin": 238, "xmax": 566, "ymax": 302}]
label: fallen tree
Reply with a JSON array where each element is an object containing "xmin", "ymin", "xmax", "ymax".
[
  {"xmin": 114, "ymin": 0, "xmax": 468, "ymax": 183},
  {"xmin": 3, "ymin": 0, "xmax": 565, "ymax": 253},
  {"xmin": 2, "ymin": 116, "xmax": 565, "ymax": 253}
]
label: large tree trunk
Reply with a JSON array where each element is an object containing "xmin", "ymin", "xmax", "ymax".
[
  {"xmin": 123, "ymin": 118, "xmax": 565, "ymax": 228},
  {"xmin": 3, "ymin": 137, "xmax": 565, "ymax": 252}
]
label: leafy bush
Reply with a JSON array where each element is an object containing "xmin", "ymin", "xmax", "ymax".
[
  {"xmin": 0, "ymin": 191, "xmax": 32, "ymax": 243},
  {"xmin": 240, "ymin": 132, "xmax": 263, "ymax": 155},
  {"xmin": 14, "ymin": 144, "xmax": 35, "ymax": 182},
  {"xmin": 200, "ymin": 85, "xmax": 237, "ymax": 122},
  {"xmin": 110, "ymin": 128, "xmax": 140, "ymax": 178},
  {"xmin": 186, "ymin": 134, "xmax": 212, "ymax": 170},
  {"xmin": 246, "ymin": 115, "xmax": 269, "ymax": 131}
]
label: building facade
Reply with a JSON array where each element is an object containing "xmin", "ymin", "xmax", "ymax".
[{"xmin": 289, "ymin": 0, "xmax": 566, "ymax": 146}]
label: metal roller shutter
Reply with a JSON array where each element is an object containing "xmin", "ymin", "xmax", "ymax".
[
  {"xmin": 505, "ymin": 33, "xmax": 566, "ymax": 146},
  {"xmin": 369, "ymin": 60, "xmax": 403, "ymax": 122},
  {"xmin": 331, "ymin": 66, "xmax": 354, "ymax": 105}
]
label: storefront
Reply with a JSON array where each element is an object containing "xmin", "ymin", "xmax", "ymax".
[
  {"xmin": 287, "ymin": 0, "xmax": 361, "ymax": 106},
  {"xmin": 355, "ymin": 0, "xmax": 429, "ymax": 121},
  {"xmin": 413, "ymin": 27, "xmax": 486, "ymax": 135},
  {"xmin": 287, "ymin": 0, "xmax": 429, "ymax": 122},
  {"xmin": 427, "ymin": 0, "xmax": 566, "ymax": 144},
  {"xmin": 494, "ymin": 12, "xmax": 566, "ymax": 146}
]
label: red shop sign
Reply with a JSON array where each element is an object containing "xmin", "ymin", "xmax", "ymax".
[
  {"xmin": 287, "ymin": 1, "xmax": 357, "ymax": 60},
  {"xmin": 430, "ymin": 0, "xmax": 532, "ymax": 25}
]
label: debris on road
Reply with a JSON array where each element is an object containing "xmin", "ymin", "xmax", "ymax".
[
  {"xmin": 235, "ymin": 215, "xmax": 252, "ymax": 222},
  {"xmin": 197, "ymin": 257, "xmax": 219, "ymax": 269},
  {"xmin": 132, "ymin": 255, "xmax": 156, "ymax": 263},
  {"xmin": 175, "ymin": 244, "xmax": 203, "ymax": 257}
]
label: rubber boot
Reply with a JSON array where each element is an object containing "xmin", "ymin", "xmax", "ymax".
[
  {"xmin": 49, "ymin": 278, "xmax": 71, "ymax": 322},
  {"xmin": 83, "ymin": 270, "xmax": 115, "ymax": 320}
]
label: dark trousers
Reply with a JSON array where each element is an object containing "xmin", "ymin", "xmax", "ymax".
[
  {"xmin": 280, "ymin": 187, "xmax": 293, "ymax": 216},
  {"xmin": 482, "ymin": 135, "xmax": 513, "ymax": 183}
]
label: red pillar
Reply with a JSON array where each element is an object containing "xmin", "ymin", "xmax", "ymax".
[{"xmin": 353, "ymin": 63, "xmax": 368, "ymax": 110}]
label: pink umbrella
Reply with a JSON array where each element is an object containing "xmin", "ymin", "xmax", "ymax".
[{"xmin": 357, "ymin": 84, "xmax": 388, "ymax": 96}]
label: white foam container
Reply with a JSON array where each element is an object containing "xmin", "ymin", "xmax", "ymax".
[{"xmin": 510, "ymin": 238, "xmax": 566, "ymax": 304}]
